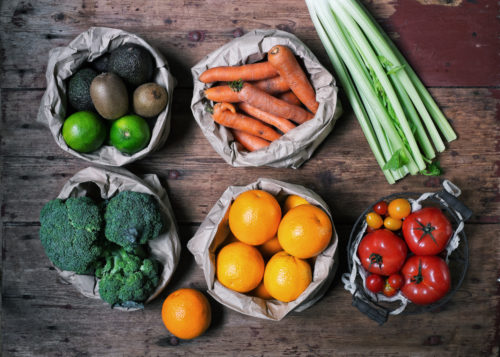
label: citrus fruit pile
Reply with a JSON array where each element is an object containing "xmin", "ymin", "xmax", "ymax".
[{"xmin": 215, "ymin": 189, "xmax": 333, "ymax": 303}]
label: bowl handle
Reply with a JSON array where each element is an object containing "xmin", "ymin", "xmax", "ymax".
[
  {"xmin": 436, "ymin": 191, "xmax": 473, "ymax": 221},
  {"xmin": 352, "ymin": 295, "xmax": 389, "ymax": 325}
]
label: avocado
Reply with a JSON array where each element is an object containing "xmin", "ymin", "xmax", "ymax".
[
  {"xmin": 108, "ymin": 44, "xmax": 154, "ymax": 86},
  {"xmin": 133, "ymin": 83, "xmax": 168, "ymax": 118},
  {"xmin": 67, "ymin": 68, "xmax": 98, "ymax": 111},
  {"xmin": 90, "ymin": 73, "xmax": 129, "ymax": 120},
  {"xmin": 90, "ymin": 53, "xmax": 110, "ymax": 73}
]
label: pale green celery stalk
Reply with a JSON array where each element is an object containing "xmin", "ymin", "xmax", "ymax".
[
  {"xmin": 340, "ymin": 0, "xmax": 448, "ymax": 152},
  {"xmin": 330, "ymin": 0, "xmax": 427, "ymax": 172},
  {"xmin": 354, "ymin": 0, "xmax": 457, "ymax": 142},
  {"xmin": 305, "ymin": 0, "xmax": 395, "ymax": 184},
  {"xmin": 314, "ymin": 0, "xmax": 419, "ymax": 175}
]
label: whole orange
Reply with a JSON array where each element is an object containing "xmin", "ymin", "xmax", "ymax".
[
  {"xmin": 229, "ymin": 190, "xmax": 281, "ymax": 245},
  {"xmin": 258, "ymin": 236, "xmax": 283, "ymax": 259},
  {"xmin": 283, "ymin": 194, "xmax": 309, "ymax": 214},
  {"xmin": 216, "ymin": 242, "xmax": 265, "ymax": 293},
  {"xmin": 251, "ymin": 281, "xmax": 272, "ymax": 300},
  {"xmin": 161, "ymin": 288, "xmax": 211, "ymax": 340},
  {"xmin": 264, "ymin": 251, "xmax": 312, "ymax": 302},
  {"xmin": 278, "ymin": 204, "xmax": 332, "ymax": 259}
]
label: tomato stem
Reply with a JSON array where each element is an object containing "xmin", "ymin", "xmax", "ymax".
[
  {"xmin": 411, "ymin": 259, "xmax": 424, "ymax": 284},
  {"xmin": 369, "ymin": 253, "xmax": 383, "ymax": 269},
  {"xmin": 413, "ymin": 220, "xmax": 438, "ymax": 245}
]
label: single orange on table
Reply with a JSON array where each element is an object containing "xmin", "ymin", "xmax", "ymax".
[
  {"xmin": 229, "ymin": 190, "xmax": 281, "ymax": 245},
  {"xmin": 283, "ymin": 194, "xmax": 308, "ymax": 214},
  {"xmin": 258, "ymin": 236, "xmax": 282, "ymax": 259},
  {"xmin": 217, "ymin": 242, "xmax": 265, "ymax": 293},
  {"xmin": 264, "ymin": 251, "xmax": 312, "ymax": 302},
  {"xmin": 161, "ymin": 288, "xmax": 211, "ymax": 340},
  {"xmin": 278, "ymin": 204, "xmax": 332, "ymax": 259}
]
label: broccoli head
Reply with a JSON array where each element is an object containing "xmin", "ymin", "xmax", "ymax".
[
  {"xmin": 39, "ymin": 197, "xmax": 103, "ymax": 274},
  {"xmin": 104, "ymin": 191, "xmax": 165, "ymax": 249},
  {"xmin": 97, "ymin": 248, "xmax": 161, "ymax": 306}
]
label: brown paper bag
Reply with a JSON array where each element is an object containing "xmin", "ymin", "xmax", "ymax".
[
  {"xmin": 187, "ymin": 178, "xmax": 339, "ymax": 320},
  {"xmin": 37, "ymin": 27, "xmax": 176, "ymax": 166},
  {"xmin": 191, "ymin": 29, "xmax": 342, "ymax": 168},
  {"xmin": 54, "ymin": 166, "xmax": 181, "ymax": 311}
]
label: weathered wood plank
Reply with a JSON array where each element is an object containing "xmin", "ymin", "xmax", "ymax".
[
  {"xmin": 0, "ymin": 0, "xmax": 498, "ymax": 89},
  {"xmin": 1, "ymin": 87, "xmax": 498, "ymax": 224},
  {"xmin": 2, "ymin": 224, "xmax": 498, "ymax": 356}
]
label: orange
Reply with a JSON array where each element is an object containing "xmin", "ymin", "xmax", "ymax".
[
  {"xmin": 161, "ymin": 288, "xmax": 211, "ymax": 340},
  {"xmin": 229, "ymin": 190, "xmax": 281, "ymax": 245},
  {"xmin": 216, "ymin": 242, "xmax": 265, "ymax": 293},
  {"xmin": 263, "ymin": 251, "xmax": 312, "ymax": 302},
  {"xmin": 212, "ymin": 207, "xmax": 231, "ymax": 249},
  {"xmin": 251, "ymin": 281, "xmax": 272, "ymax": 300},
  {"xmin": 278, "ymin": 204, "xmax": 332, "ymax": 259},
  {"xmin": 283, "ymin": 194, "xmax": 308, "ymax": 213},
  {"xmin": 258, "ymin": 236, "xmax": 282, "ymax": 259}
]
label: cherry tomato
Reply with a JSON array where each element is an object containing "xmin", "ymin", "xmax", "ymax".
[
  {"xmin": 373, "ymin": 201, "xmax": 388, "ymax": 216},
  {"xmin": 357, "ymin": 229, "xmax": 407, "ymax": 276},
  {"xmin": 388, "ymin": 198, "xmax": 411, "ymax": 220},
  {"xmin": 382, "ymin": 279, "xmax": 397, "ymax": 297},
  {"xmin": 365, "ymin": 274, "xmax": 384, "ymax": 293},
  {"xmin": 402, "ymin": 207, "xmax": 453, "ymax": 255},
  {"xmin": 384, "ymin": 216, "xmax": 402, "ymax": 231},
  {"xmin": 401, "ymin": 255, "xmax": 451, "ymax": 305},
  {"xmin": 366, "ymin": 212, "xmax": 383, "ymax": 229},
  {"xmin": 388, "ymin": 273, "xmax": 404, "ymax": 290}
]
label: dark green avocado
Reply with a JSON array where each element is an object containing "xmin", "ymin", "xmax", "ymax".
[
  {"xmin": 67, "ymin": 68, "xmax": 98, "ymax": 111},
  {"xmin": 108, "ymin": 44, "xmax": 154, "ymax": 86}
]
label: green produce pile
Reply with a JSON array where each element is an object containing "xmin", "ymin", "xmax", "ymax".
[
  {"xmin": 63, "ymin": 44, "xmax": 169, "ymax": 155},
  {"xmin": 306, "ymin": 0, "xmax": 457, "ymax": 184},
  {"xmin": 39, "ymin": 191, "xmax": 165, "ymax": 308}
]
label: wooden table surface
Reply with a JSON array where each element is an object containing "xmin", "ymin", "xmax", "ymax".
[{"xmin": 1, "ymin": 0, "xmax": 499, "ymax": 356}]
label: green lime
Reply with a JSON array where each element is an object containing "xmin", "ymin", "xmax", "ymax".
[
  {"xmin": 110, "ymin": 114, "xmax": 151, "ymax": 154},
  {"xmin": 62, "ymin": 111, "xmax": 106, "ymax": 153}
]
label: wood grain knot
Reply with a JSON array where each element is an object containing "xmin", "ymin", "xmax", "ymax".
[{"xmin": 188, "ymin": 31, "xmax": 205, "ymax": 42}]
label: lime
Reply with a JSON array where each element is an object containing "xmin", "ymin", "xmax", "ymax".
[
  {"xmin": 62, "ymin": 111, "xmax": 106, "ymax": 153},
  {"xmin": 110, "ymin": 114, "xmax": 151, "ymax": 154}
]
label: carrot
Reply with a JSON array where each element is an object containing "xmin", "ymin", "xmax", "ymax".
[
  {"xmin": 232, "ymin": 129, "xmax": 270, "ymax": 152},
  {"xmin": 252, "ymin": 76, "xmax": 289, "ymax": 94},
  {"xmin": 238, "ymin": 102, "xmax": 296, "ymax": 133},
  {"xmin": 212, "ymin": 103, "xmax": 281, "ymax": 141},
  {"xmin": 278, "ymin": 91, "xmax": 302, "ymax": 106},
  {"xmin": 204, "ymin": 86, "xmax": 239, "ymax": 103},
  {"xmin": 230, "ymin": 81, "xmax": 314, "ymax": 124},
  {"xmin": 199, "ymin": 62, "xmax": 277, "ymax": 83},
  {"xmin": 268, "ymin": 45, "xmax": 319, "ymax": 114}
]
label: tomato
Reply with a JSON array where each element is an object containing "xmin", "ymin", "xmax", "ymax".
[
  {"xmin": 384, "ymin": 216, "xmax": 402, "ymax": 231},
  {"xmin": 365, "ymin": 274, "xmax": 384, "ymax": 293},
  {"xmin": 373, "ymin": 201, "xmax": 388, "ymax": 216},
  {"xmin": 357, "ymin": 229, "xmax": 407, "ymax": 275},
  {"xmin": 382, "ymin": 279, "xmax": 397, "ymax": 297},
  {"xmin": 388, "ymin": 273, "xmax": 403, "ymax": 290},
  {"xmin": 366, "ymin": 212, "xmax": 383, "ymax": 229},
  {"xmin": 402, "ymin": 207, "xmax": 453, "ymax": 255},
  {"xmin": 401, "ymin": 255, "xmax": 451, "ymax": 305},
  {"xmin": 388, "ymin": 198, "xmax": 411, "ymax": 220}
]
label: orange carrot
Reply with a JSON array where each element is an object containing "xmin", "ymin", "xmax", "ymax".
[
  {"xmin": 199, "ymin": 62, "xmax": 277, "ymax": 83},
  {"xmin": 232, "ymin": 129, "xmax": 270, "ymax": 152},
  {"xmin": 231, "ymin": 82, "xmax": 314, "ymax": 124},
  {"xmin": 278, "ymin": 91, "xmax": 302, "ymax": 106},
  {"xmin": 268, "ymin": 45, "xmax": 319, "ymax": 114},
  {"xmin": 252, "ymin": 76, "xmax": 289, "ymax": 94},
  {"xmin": 204, "ymin": 86, "xmax": 239, "ymax": 103},
  {"xmin": 212, "ymin": 103, "xmax": 281, "ymax": 141},
  {"xmin": 238, "ymin": 102, "xmax": 296, "ymax": 134}
]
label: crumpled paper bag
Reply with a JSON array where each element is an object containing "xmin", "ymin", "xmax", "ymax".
[
  {"xmin": 37, "ymin": 27, "xmax": 176, "ymax": 166},
  {"xmin": 54, "ymin": 166, "xmax": 181, "ymax": 311},
  {"xmin": 187, "ymin": 178, "xmax": 339, "ymax": 321},
  {"xmin": 191, "ymin": 29, "xmax": 342, "ymax": 169}
]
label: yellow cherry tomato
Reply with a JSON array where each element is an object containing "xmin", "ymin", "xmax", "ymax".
[
  {"xmin": 384, "ymin": 216, "xmax": 402, "ymax": 231},
  {"xmin": 388, "ymin": 198, "xmax": 411, "ymax": 220},
  {"xmin": 366, "ymin": 212, "xmax": 383, "ymax": 229}
]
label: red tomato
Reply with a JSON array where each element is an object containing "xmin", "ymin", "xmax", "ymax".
[
  {"xmin": 358, "ymin": 230, "xmax": 407, "ymax": 276},
  {"xmin": 402, "ymin": 207, "xmax": 453, "ymax": 255},
  {"xmin": 382, "ymin": 279, "xmax": 397, "ymax": 297},
  {"xmin": 401, "ymin": 255, "xmax": 451, "ymax": 305},
  {"xmin": 373, "ymin": 201, "xmax": 388, "ymax": 216},
  {"xmin": 388, "ymin": 273, "xmax": 403, "ymax": 290},
  {"xmin": 365, "ymin": 274, "xmax": 384, "ymax": 293}
]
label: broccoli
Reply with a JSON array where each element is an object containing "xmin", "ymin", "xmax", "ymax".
[
  {"xmin": 39, "ymin": 197, "xmax": 103, "ymax": 274},
  {"xmin": 104, "ymin": 191, "xmax": 165, "ymax": 249},
  {"xmin": 97, "ymin": 247, "xmax": 161, "ymax": 306}
]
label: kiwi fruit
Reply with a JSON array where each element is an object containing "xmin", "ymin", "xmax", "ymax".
[
  {"xmin": 90, "ymin": 73, "xmax": 129, "ymax": 120},
  {"xmin": 133, "ymin": 83, "xmax": 168, "ymax": 118}
]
